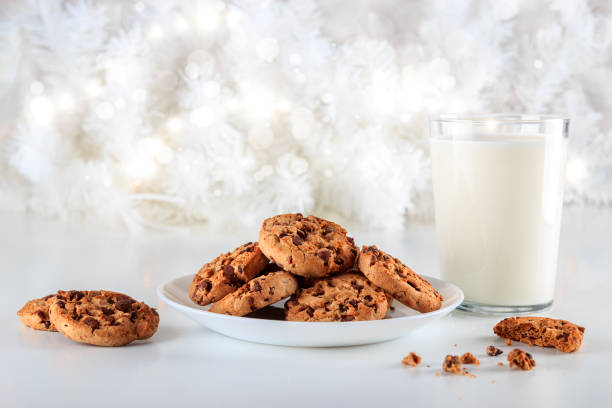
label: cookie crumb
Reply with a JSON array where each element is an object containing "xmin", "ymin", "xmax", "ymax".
[
  {"xmin": 497, "ymin": 362, "xmax": 504, "ymax": 366},
  {"xmin": 459, "ymin": 352, "xmax": 480, "ymax": 366},
  {"xmin": 486, "ymin": 345, "xmax": 503, "ymax": 356},
  {"xmin": 401, "ymin": 352, "xmax": 422, "ymax": 367},
  {"xmin": 442, "ymin": 355, "xmax": 462, "ymax": 375},
  {"xmin": 435, "ymin": 372, "xmax": 440, "ymax": 377},
  {"xmin": 505, "ymin": 338, "xmax": 513, "ymax": 346},
  {"xmin": 508, "ymin": 349, "xmax": 536, "ymax": 371},
  {"xmin": 461, "ymin": 368, "xmax": 477, "ymax": 378}
]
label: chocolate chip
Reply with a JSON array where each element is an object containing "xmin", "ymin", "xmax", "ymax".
[
  {"xmin": 334, "ymin": 258, "xmax": 344, "ymax": 265},
  {"xmin": 83, "ymin": 317, "xmax": 99, "ymax": 330},
  {"xmin": 323, "ymin": 301, "xmax": 331, "ymax": 311},
  {"xmin": 223, "ymin": 264, "xmax": 235, "ymax": 279},
  {"xmin": 292, "ymin": 235, "xmax": 304, "ymax": 246},
  {"xmin": 323, "ymin": 227, "xmax": 333, "ymax": 235},
  {"xmin": 305, "ymin": 306, "xmax": 314, "ymax": 317},
  {"xmin": 269, "ymin": 287, "xmax": 275, "ymax": 295},
  {"xmin": 369, "ymin": 257, "xmax": 376, "ymax": 266},
  {"xmin": 56, "ymin": 301, "xmax": 65, "ymax": 309},
  {"xmin": 274, "ymin": 235, "xmax": 280, "ymax": 242},
  {"xmin": 312, "ymin": 289, "xmax": 325, "ymax": 297},
  {"xmin": 339, "ymin": 304, "xmax": 348, "ymax": 313},
  {"xmin": 70, "ymin": 291, "xmax": 84, "ymax": 301},
  {"xmin": 288, "ymin": 255, "xmax": 293, "ymax": 264},
  {"xmin": 350, "ymin": 281, "xmax": 364, "ymax": 291},
  {"xmin": 364, "ymin": 295, "xmax": 373, "ymax": 302},
  {"xmin": 130, "ymin": 311, "xmax": 138, "ymax": 322},
  {"xmin": 486, "ymin": 346, "xmax": 503, "ymax": 356},
  {"xmin": 44, "ymin": 321, "xmax": 51, "ymax": 329},
  {"xmin": 248, "ymin": 297, "xmax": 255, "ymax": 306},
  {"xmin": 199, "ymin": 279, "xmax": 213, "ymax": 292},
  {"xmin": 36, "ymin": 311, "xmax": 46, "ymax": 320},
  {"xmin": 318, "ymin": 250, "xmax": 331, "ymax": 262},
  {"xmin": 296, "ymin": 229, "xmax": 306, "ymax": 239},
  {"xmin": 237, "ymin": 265, "xmax": 243, "ymax": 273},
  {"xmin": 252, "ymin": 281, "xmax": 262, "ymax": 292},
  {"xmin": 347, "ymin": 237, "xmax": 355, "ymax": 245},
  {"xmin": 348, "ymin": 300, "xmax": 359, "ymax": 309},
  {"xmin": 341, "ymin": 315, "xmax": 355, "ymax": 322},
  {"xmin": 115, "ymin": 299, "xmax": 133, "ymax": 313},
  {"xmin": 101, "ymin": 307, "xmax": 113, "ymax": 315}
]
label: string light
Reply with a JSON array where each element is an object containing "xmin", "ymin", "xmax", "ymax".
[
  {"xmin": 243, "ymin": 87, "xmax": 276, "ymax": 120},
  {"xmin": 85, "ymin": 80, "xmax": 102, "ymax": 98},
  {"xmin": 533, "ymin": 59, "xmax": 544, "ymax": 69},
  {"xmin": 30, "ymin": 96, "xmax": 54, "ymax": 125},
  {"xmin": 197, "ymin": 5, "xmax": 221, "ymax": 31},
  {"xmin": 174, "ymin": 16, "xmax": 189, "ymax": 32},
  {"xmin": 166, "ymin": 117, "xmax": 183, "ymax": 133},
  {"xmin": 148, "ymin": 24, "xmax": 164, "ymax": 39},
  {"xmin": 57, "ymin": 93, "xmax": 74, "ymax": 111}
]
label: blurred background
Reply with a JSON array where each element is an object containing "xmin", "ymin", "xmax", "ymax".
[{"xmin": 0, "ymin": 0, "xmax": 611, "ymax": 231}]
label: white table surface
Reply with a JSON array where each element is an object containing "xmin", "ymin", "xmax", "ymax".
[{"xmin": 1, "ymin": 208, "xmax": 611, "ymax": 407}]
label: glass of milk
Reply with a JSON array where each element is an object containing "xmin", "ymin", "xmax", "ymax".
[{"xmin": 430, "ymin": 114, "xmax": 569, "ymax": 313}]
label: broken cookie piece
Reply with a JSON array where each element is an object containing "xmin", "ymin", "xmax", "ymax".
[
  {"xmin": 459, "ymin": 352, "xmax": 480, "ymax": 365},
  {"xmin": 494, "ymin": 316, "xmax": 584, "ymax": 353},
  {"xmin": 402, "ymin": 352, "xmax": 422, "ymax": 367},
  {"xmin": 507, "ymin": 349, "xmax": 536, "ymax": 371},
  {"xmin": 486, "ymin": 345, "xmax": 503, "ymax": 356},
  {"xmin": 442, "ymin": 355, "xmax": 462, "ymax": 374}
]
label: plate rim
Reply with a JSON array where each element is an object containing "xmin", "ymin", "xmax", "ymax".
[{"xmin": 157, "ymin": 273, "xmax": 464, "ymax": 326}]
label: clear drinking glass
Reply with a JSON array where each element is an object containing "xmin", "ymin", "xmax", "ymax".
[{"xmin": 430, "ymin": 114, "xmax": 569, "ymax": 313}]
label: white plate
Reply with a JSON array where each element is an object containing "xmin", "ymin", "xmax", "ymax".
[{"xmin": 157, "ymin": 274, "xmax": 463, "ymax": 347}]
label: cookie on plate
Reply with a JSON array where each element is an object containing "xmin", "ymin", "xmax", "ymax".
[
  {"xmin": 209, "ymin": 271, "xmax": 298, "ymax": 316},
  {"xmin": 285, "ymin": 272, "xmax": 388, "ymax": 322},
  {"xmin": 494, "ymin": 316, "xmax": 585, "ymax": 353},
  {"xmin": 189, "ymin": 242, "xmax": 269, "ymax": 306},
  {"xmin": 17, "ymin": 294, "xmax": 58, "ymax": 331},
  {"xmin": 258, "ymin": 213, "xmax": 358, "ymax": 278},
  {"xmin": 49, "ymin": 290, "xmax": 159, "ymax": 347},
  {"xmin": 358, "ymin": 245, "xmax": 443, "ymax": 313}
]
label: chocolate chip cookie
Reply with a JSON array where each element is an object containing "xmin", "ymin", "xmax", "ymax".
[
  {"xmin": 209, "ymin": 271, "xmax": 298, "ymax": 316},
  {"xmin": 49, "ymin": 290, "xmax": 159, "ymax": 347},
  {"xmin": 284, "ymin": 273, "xmax": 388, "ymax": 322},
  {"xmin": 17, "ymin": 294, "xmax": 58, "ymax": 331},
  {"xmin": 358, "ymin": 245, "xmax": 443, "ymax": 313},
  {"xmin": 189, "ymin": 242, "xmax": 269, "ymax": 306},
  {"xmin": 494, "ymin": 316, "xmax": 585, "ymax": 353},
  {"xmin": 258, "ymin": 213, "xmax": 358, "ymax": 278}
]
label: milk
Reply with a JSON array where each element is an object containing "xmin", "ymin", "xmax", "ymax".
[{"xmin": 431, "ymin": 136, "xmax": 566, "ymax": 306}]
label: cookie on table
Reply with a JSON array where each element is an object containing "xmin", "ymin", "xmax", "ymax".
[
  {"xmin": 493, "ymin": 316, "xmax": 585, "ymax": 353},
  {"xmin": 209, "ymin": 271, "xmax": 298, "ymax": 316},
  {"xmin": 189, "ymin": 242, "xmax": 269, "ymax": 306},
  {"xmin": 258, "ymin": 213, "xmax": 358, "ymax": 278},
  {"xmin": 285, "ymin": 272, "xmax": 388, "ymax": 322},
  {"xmin": 358, "ymin": 245, "xmax": 443, "ymax": 313},
  {"xmin": 49, "ymin": 290, "xmax": 159, "ymax": 347},
  {"xmin": 17, "ymin": 294, "xmax": 58, "ymax": 331}
]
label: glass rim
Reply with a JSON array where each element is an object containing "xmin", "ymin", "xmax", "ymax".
[{"xmin": 429, "ymin": 113, "xmax": 570, "ymax": 125}]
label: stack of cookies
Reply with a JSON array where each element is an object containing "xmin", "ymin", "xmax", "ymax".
[
  {"xmin": 17, "ymin": 290, "xmax": 159, "ymax": 346},
  {"xmin": 189, "ymin": 213, "xmax": 443, "ymax": 321}
]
